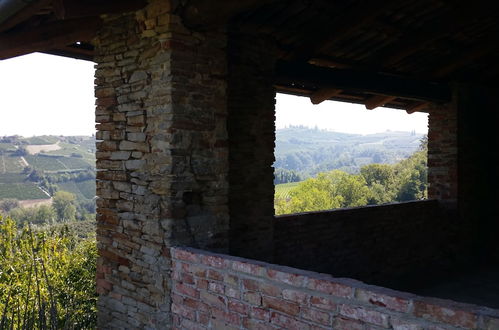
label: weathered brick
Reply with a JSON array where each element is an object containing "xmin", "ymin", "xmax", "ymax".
[
  {"xmin": 262, "ymin": 296, "xmax": 300, "ymax": 316},
  {"xmin": 413, "ymin": 301, "xmax": 478, "ymax": 329},
  {"xmin": 339, "ymin": 305, "xmax": 390, "ymax": 328},
  {"xmin": 306, "ymin": 278, "xmax": 353, "ymax": 298}
]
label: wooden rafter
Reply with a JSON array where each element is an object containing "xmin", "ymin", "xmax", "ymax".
[
  {"xmin": 275, "ymin": 61, "xmax": 451, "ymax": 103},
  {"xmin": 57, "ymin": 0, "xmax": 147, "ymax": 19},
  {"xmin": 310, "ymin": 88, "xmax": 343, "ymax": 105},
  {"xmin": 406, "ymin": 101, "xmax": 429, "ymax": 114},
  {"xmin": 365, "ymin": 95, "xmax": 396, "ymax": 110},
  {"xmin": 0, "ymin": 17, "xmax": 101, "ymax": 60},
  {"xmin": 180, "ymin": 0, "xmax": 275, "ymax": 29},
  {"xmin": 0, "ymin": 0, "xmax": 53, "ymax": 33},
  {"xmin": 285, "ymin": 0, "xmax": 402, "ymax": 61}
]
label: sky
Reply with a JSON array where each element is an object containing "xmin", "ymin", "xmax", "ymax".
[{"xmin": 0, "ymin": 53, "xmax": 428, "ymax": 137}]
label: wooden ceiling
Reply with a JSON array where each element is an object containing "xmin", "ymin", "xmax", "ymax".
[{"xmin": 1, "ymin": 0, "xmax": 498, "ymax": 111}]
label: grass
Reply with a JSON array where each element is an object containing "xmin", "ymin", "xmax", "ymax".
[
  {"xmin": 22, "ymin": 135, "xmax": 59, "ymax": 145},
  {"xmin": 0, "ymin": 173, "xmax": 28, "ymax": 184},
  {"xmin": 275, "ymin": 182, "xmax": 300, "ymax": 199},
  {"xmin": 0, "ymin": 183, "xmax": 49, "ymax": 199}
]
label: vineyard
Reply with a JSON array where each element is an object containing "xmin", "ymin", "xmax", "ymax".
[
  {"xmin": 0, "ymin": 183, "xmax": 48, "ymax": 199},
  {"xmin": 275, "ymin": 182, "xmax": 299, "ymax": 199}
]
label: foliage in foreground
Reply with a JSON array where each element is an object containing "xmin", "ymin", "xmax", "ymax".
[
  {"xmin": 275, "ymin": 142, "xmax": 427, "ymax": 215},
  {"xmin": 0, "ymin": 217, "xmax": 97, "ymax": 329}
]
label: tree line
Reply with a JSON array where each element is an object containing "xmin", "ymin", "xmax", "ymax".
[{"xmin": 275, "ymin": 137, "xmax": 427, "ymax": 215}]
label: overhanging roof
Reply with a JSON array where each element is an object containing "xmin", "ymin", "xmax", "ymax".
[{"xmin": 1, "ymin": 0, "xmax": 498, "ymax": 111}]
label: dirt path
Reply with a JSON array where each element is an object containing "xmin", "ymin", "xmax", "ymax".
[
  {"xmin": 20, "ymin": 156, "xmax": 29, "ymax": 167},
  {"xmin": 26, "ymin": 141, "xmax": 61, "ymax": 155}
]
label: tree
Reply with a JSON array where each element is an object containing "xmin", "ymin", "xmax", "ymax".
[
  {"xmin": 52, "ymin": 191, "xmax": 77, "ymax": 222},
  {"xmin": 0, "ymin": 199, "xmax": 19, "ymax": 213}
]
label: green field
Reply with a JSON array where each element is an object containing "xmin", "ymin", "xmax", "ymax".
[
  {"xmin": 24, "ymin": 155, "xmax": 67, "ymax": 171},
  {"xmin": 58, "ymin": 180, "xmax": 96, "ymax": 200},
  {"xmin": 0, "ymin": 183, "xmax": 49, "ymax": 199},
  {"xmin": 58, "ymin": 157, "xmax": 94, "ymax": 170},
  {"xmin": 0, "ymin": 173, "xmax": 28, "ymax": 184},
  {"xmin": 275, "ymin": 182, "xmax": 300, "ymax": 199},
  {"xmin": 0, "ymin": 143, "xmax": 16, "ymax": 151},
  {"xmin": 1, "ymin": 155, "xmax": 24, "ymax": 173},
  {"xmin": 22, "ymin": 136, "xmax": 59, "ymax": 145}
]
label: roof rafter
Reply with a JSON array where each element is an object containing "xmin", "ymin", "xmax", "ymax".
[{"xmin": 0, "ymin": 17, "xmax": 101, "ymax": 60}]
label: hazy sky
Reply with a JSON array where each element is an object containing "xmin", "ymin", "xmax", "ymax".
[{"xmin": 0, "ymin": 53, "xmax": 428, "ymax": 136}]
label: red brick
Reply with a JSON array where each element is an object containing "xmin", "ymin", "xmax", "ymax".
[
  {"xmin": 224, "ymin": 273, "xmax": 239, "ymax": 286},
  {"xmin": 184, "ymin": 297, "xmax": 209, "ymax": 313},
  {"xmin": 262, "ymin": 296, "xmax": 300, "ymax": 316},
  {"xmin": 282, "ymin": 289, "xmax": 309, "ymax": 304},
  {"xmin": 225, "ymin": 286, "xmax": 240, "ymax": 299},
  {"xmin": 250, "ymin": 307, "xmax": 270, "ymax": 321},
  {"xmin": 260, "ymin": 281, "xmax": 282, "ymax": 297},
  {"xmin": 228, "ymin": 299, "xmax": 249, "ymax": 315},
  {"xmin": 207, "ymin": 269, "xmax": 224, "ymax": 281},
  {"xmin": 390, "ymin": 318, "xmax": 424, "ymax": 330},
  {"xmin": 208, "ymin": 281, "xmax": 225, "ymax": 294},
  {"xmin": 182, "ymin": 263, "xmax": 207, "ymax": 278},
  {"xmin": 333, "ymin": 317, "xmax": 364, "ymax": 330},
  {"xmin": 301, "ymin": 307, "xmax": 331, "ymax": 326},
  {"xmin": 197, "ymin": 312, "xmax": 210, "ymax": 325},
  {"xmin": 171, "ymin": 303, "xmax": 195, "ymax": 320},
  {"xmin": 243, "ymin": 292, "xmax": 262, "ymax": 306},
  {"xmin": 174, "ymin": 282, "xmax": 199, "ymax": 299},
  {"xmin": 172, "ymin": 248, "xmax": 199, "ymax": 262},
  {"xmin": 339, "ymin": 305, "xmax": 389, "ymax": 328},
  {"xmin": 242, "ymin": 278, "xmax": 259, "ymax": 291},
  {"xmin": 96, "ymin": 278, "xmax": 113, "ymax": 291},
  {"xmin": 200, "ymin": 291, "xmax": 226, "ymax": 309},
  {"xmin": 179, "ymin": 319, "xmax": 205, "ymax": 330},
  {"xmin": 242, "ymin": 318, "xmax": 275, "ymax": 330},
  {"xmin": 231, "ymin": 260, "xmax": 265, "ymax": 276},
  {"xmin": 196, "ymin": 278, "xmax": 209, "ymax": 290},
  {"xmin": 356, "ymin": 289, "xmax": 410, "ymax": 312},
  {"xmin": 211, "ymin": 307, "xmax": 241, "ymax": 326},
  {"xmin": 267, "ymin": 269, "xmax": 305, "ymax": 286},
  {"xmin": 200, "ymin": 254, "xmax": 227, "ymax": 268},
  {"xmin": 307, "ymin": 279, "xmax": 353, "ymax": 298},
  {"xmin": 309, "ymin": 296, "xmax": 338, "ymax": 312},
  {"xmin": 413, "ymin": 301, "xmax": 478, "ymax": 329},
  {"xmin": 181, "ymin": 273, "xmax": 195, "ymax": 285},
  {"xmin": 270, "ymin": 312, "xmax": 311, "ymax": 330}
]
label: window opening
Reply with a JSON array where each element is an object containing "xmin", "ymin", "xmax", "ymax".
[{"xmin": 274, "ymin": 93, "xmax": 429, "ymax": 215}]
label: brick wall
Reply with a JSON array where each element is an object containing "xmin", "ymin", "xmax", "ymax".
[
  {"xmin": 428, "ymin": 103, "xmax": 458, "ymax": 200},
  {"xmin": 274, "ymin": 200, "xmax": 461, "ymax": 289},
  {"xmin": 171, "ymin": 247, "xmax": 499, "ymax": 329}
]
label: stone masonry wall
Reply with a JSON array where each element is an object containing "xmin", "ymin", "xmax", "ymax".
[
  {"xmin": 274, "ymin": 200, "xmax": 461, "ymax": 289},
  {"xmin": 171, "ymin": 247, "xmax": 499, "ymax": 329},
  {"xmin": 227, "ymin": 32, "xmax": 276, "ymax": 261},
  {"xmin": 428, "ymin": 103, "xmax": 458, "ymax": 200},
  {"xmin": 94, "ymin": 0, "xmax": 229, "ymax": 327}
]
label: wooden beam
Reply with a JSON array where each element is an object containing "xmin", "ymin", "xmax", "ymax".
[
  {"xmin": 310, "ymin": 88, "xmax": 343, "ymax": 104},
  {"xmin": 406, "ymin": 102, "xmax": 429, "ymax": 114},
  {"xmin": 365, "ymin": 95, "xmax": 396, "ymax": 110},
  {"xmin": 375, "ymin": 3, "xmax": 497, "ymax": 68},
  {"xmin": 275, "ymin": 61, "xmax": 451, "ymax": 103},
  {"xmin": 0, "ymin": 0, "xmax": 52, "ymax": 33},
  {"xmin": 0, "ymin": 17, "xmax": 101, "ymax": 60},
  {"xmin": 286, "ymin": 0, "xmax": 402, "ymax": 61},
  {"xmin": 180, "ymin": 0, "xmax": 276, "ymax": 29},
  {"xmin": 59, "ymin": 0, "xmax": 147, "ymax": 19}
]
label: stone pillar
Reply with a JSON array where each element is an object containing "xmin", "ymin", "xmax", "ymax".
[
  {"xmin": 227, "ymin": 32, "xmax": 276, "ymax": 261},
  {"xmin": 94, "ymin": 1, "xmax": 228, "ymax": 327}
]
